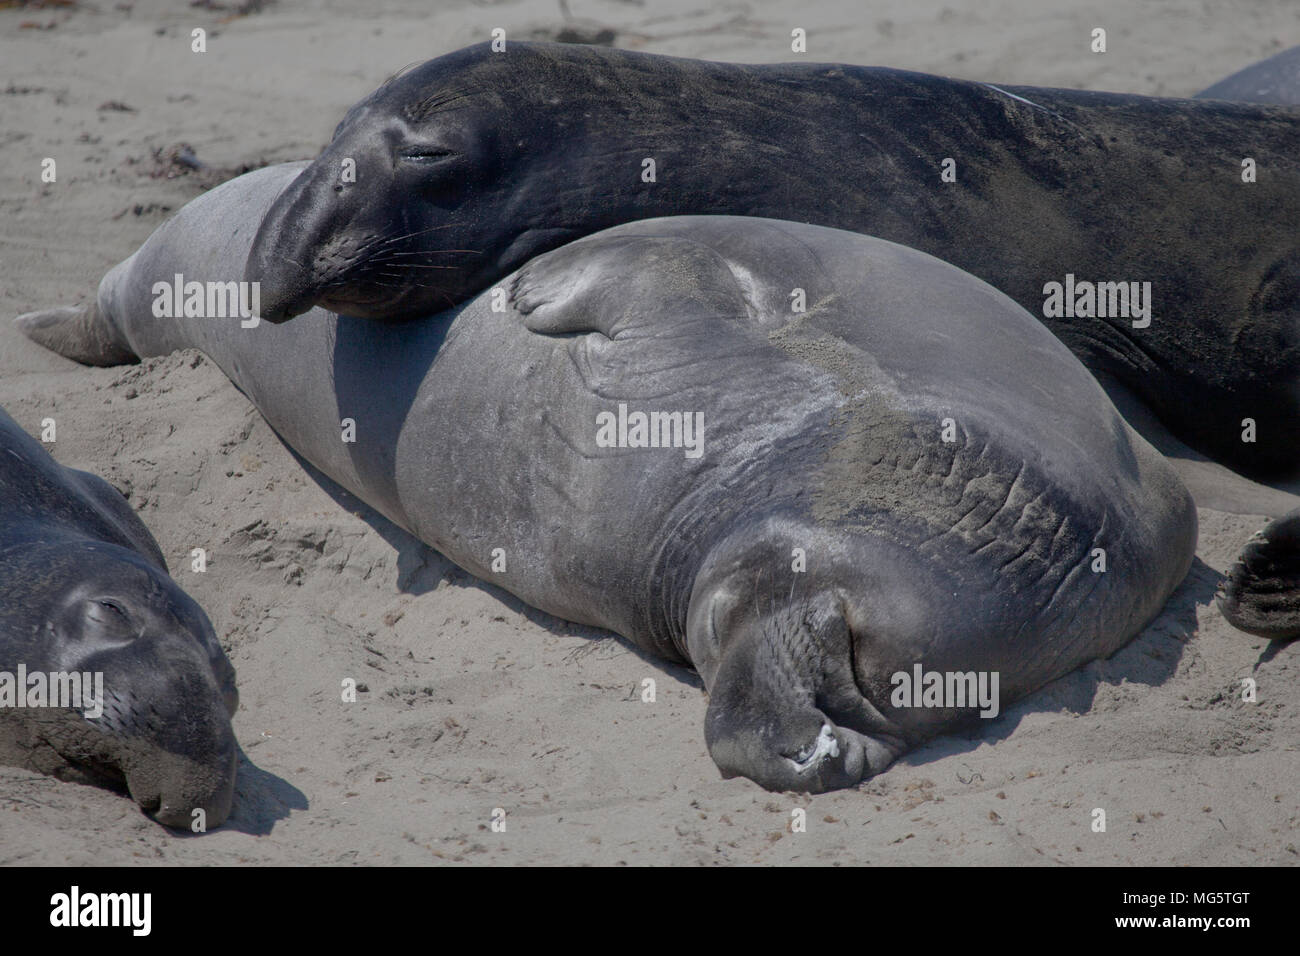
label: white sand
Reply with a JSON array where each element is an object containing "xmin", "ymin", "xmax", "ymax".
[{"xmin": 0, "ymin": 0, "xmax": 1296, "ymax": 865}]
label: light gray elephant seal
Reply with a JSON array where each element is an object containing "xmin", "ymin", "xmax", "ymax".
[
  {"xmin": 0, "ymin": 407, "xmax": 238, "ymax": 826},
  {"xmin": 18, "ymin": 164, "xmax": 1197, "ymax": 791},
  {"xmin": 243, "ymin": 41, "xmax": 1300, "ymax": 480}
]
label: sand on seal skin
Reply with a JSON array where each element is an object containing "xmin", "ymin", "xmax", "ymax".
[{"xmin": 0, "ymin": 0, "xmax": 1297, "ymax": 865}]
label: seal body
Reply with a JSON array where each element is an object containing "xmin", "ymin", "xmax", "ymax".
[
  {"xmin": 20, "ymin": 165, "xmax": 1197, "ymax": 791},
  {"xmin": 0, "ymin": 408, "xmax": 238, "ymax": 826},
  {"xmin": 245, "ymin": 42, "xmax": 1300, "ymax": 478}
]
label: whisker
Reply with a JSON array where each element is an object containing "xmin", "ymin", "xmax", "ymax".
[
  {"xmin": 371, "ymin": 277, "xmax": 459, "ymax": 292},
  {"xmin": 379, "ymin": 249, "xmax": 484, "ymax": 257},
  {"xmin": 369, "ymin": 263, "xmax": 463, "ymax": 270},
  {"xmin": 377, "ymin": 224, "xmax": 463, "ymax": 246}
]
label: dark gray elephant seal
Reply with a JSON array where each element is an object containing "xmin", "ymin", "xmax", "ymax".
[
  {"xmin": 1197, "ymin": 46, "xmax": 1300, "ymax": 106},
  {"xmin": 243, "ymin": 41, "xmax": 1300, "ymax": 480},
  {"xmin": 1195, "ymin": 48, "xmax": 1300, "ymax": 639},
  {"xmin": 0, "ymin": 407, "xmax": 238, "ymax": 826},
  {"xmin": 18, "ymin": 164, "xmax": 1197, "ymax": 791}
]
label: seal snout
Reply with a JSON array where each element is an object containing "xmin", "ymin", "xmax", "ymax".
[
  {"xmin": 245, "ymin": 160, "xmax": 346, "ymax": 324},
  {"xmin": 705, "ymin": 688, "xmax": 871, "ymax": 793},
  {"xmin": 244, "ymin": 234, "xmax": 320, "ymax": 325},
  {"xmin": 136, "ymin": 736, "xmax": 239, "ymax": 830},
  {"xmin": 701, "ymin": 614, "xmax": 882, "ymax": 793},
  {"xmin": 104, "ymin": 666, "xmax": 240, "ymax": 830}
]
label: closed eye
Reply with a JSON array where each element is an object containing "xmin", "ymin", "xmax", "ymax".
[
  {"xmin": 98, "ymin": 599, "xmax": 127, "ymax": 617},
  {"xmin": 399, "ymin": 146, "xmax": 455, "ymax": 163},
  {"xmin": 85, "ymin": 597, "xmax": 135, "ymax": 634}
]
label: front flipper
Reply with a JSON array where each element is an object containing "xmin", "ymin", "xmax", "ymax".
[
  {"xmin": 1217, "ymin": 508, "xmax": 1300, "ymax": 639},
  {"xmin": 508, "ymin": 234, "xmax": 752, "ymax": 338}
]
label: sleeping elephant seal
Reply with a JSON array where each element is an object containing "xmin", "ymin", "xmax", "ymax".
[
  {"xmin": 18, "ymin": 164, "xmax": 1197, "ymax": 791},
  {"xmin": 243, "ymin": 41, "xmax": 1300, "ymax": 480},
  {"xmin": 0, "ymin": 408, "xmax": 238, "ymax": 826},
  {"xmin": 1195, "ymin": 47, "xmax": 1300, "ymax": 640}
]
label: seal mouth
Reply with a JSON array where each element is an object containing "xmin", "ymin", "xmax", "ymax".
[
  {"xmin": 254, "ymin": 287, "xmax": 318, "ymax": 324},
  {"xmin": 316, "ymin": 288, "xmax": 398, "ymax": 318},
  {"xmin": 61, "ymin": 750, "xmax": 131, "ymax": 792},
  {"xmin": 259, "ymin": 268, "xmax": 412, "ymax": 322},
  {"xmin": 260, "ymin": 279, "xmax": 431, "ymax": 324}
]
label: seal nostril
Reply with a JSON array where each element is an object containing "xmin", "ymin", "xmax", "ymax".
[
  {"xmin": 786, "ymin": 743, "xmax": 816, "ymax": 765},
  {"xmin": 781, "ymin": 723, "xmax": 840, "ymax": 772}
]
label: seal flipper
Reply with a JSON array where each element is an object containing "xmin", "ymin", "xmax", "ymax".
[
  {"xmin": 508, "ymin": 234, "xmax": 752, "ymax": 338},
  {"xmin": 1217, "ymin": 508, "xmax": 1300, "ymax": 639},
  {"xmin": 15, "ymin": 301, "xmax": 138, "ymax": 367}
]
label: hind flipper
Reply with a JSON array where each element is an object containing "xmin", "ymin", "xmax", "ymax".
[
  {"xmin": 15, "ymin": 302, "xmax": 137, "ymax": 367},
  {"xmin": 1217, "ymin": 508, "xmax": 1300, "ymax": 640}
]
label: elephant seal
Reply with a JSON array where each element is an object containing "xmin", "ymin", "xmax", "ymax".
[
  {"xmin": 1152, "ymin": 49, "xmax": 1300, "ymax": 640},
  {"xmin": 1197, "ymin": 46, "xmax": 1300, "ymax": 106},
  {"xmin": 1197, "ymin": 46, "xmax": 1300, "ymax": 641},
  {"xmin": 243, "ymin": 42, "xmax": 1300, "ymax": 480},
  {"xmin": 18, "ymin": 164, "xmax": 1197, "ymax": 791},
  {"xmin": 0, "ymin": 407, "xmax": 238, "ymax": 827}
]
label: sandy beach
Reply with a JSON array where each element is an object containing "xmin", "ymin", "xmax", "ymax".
[{"xmin": 0, "ymin": 0, "xmax": 1297, "ymax": 865}]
